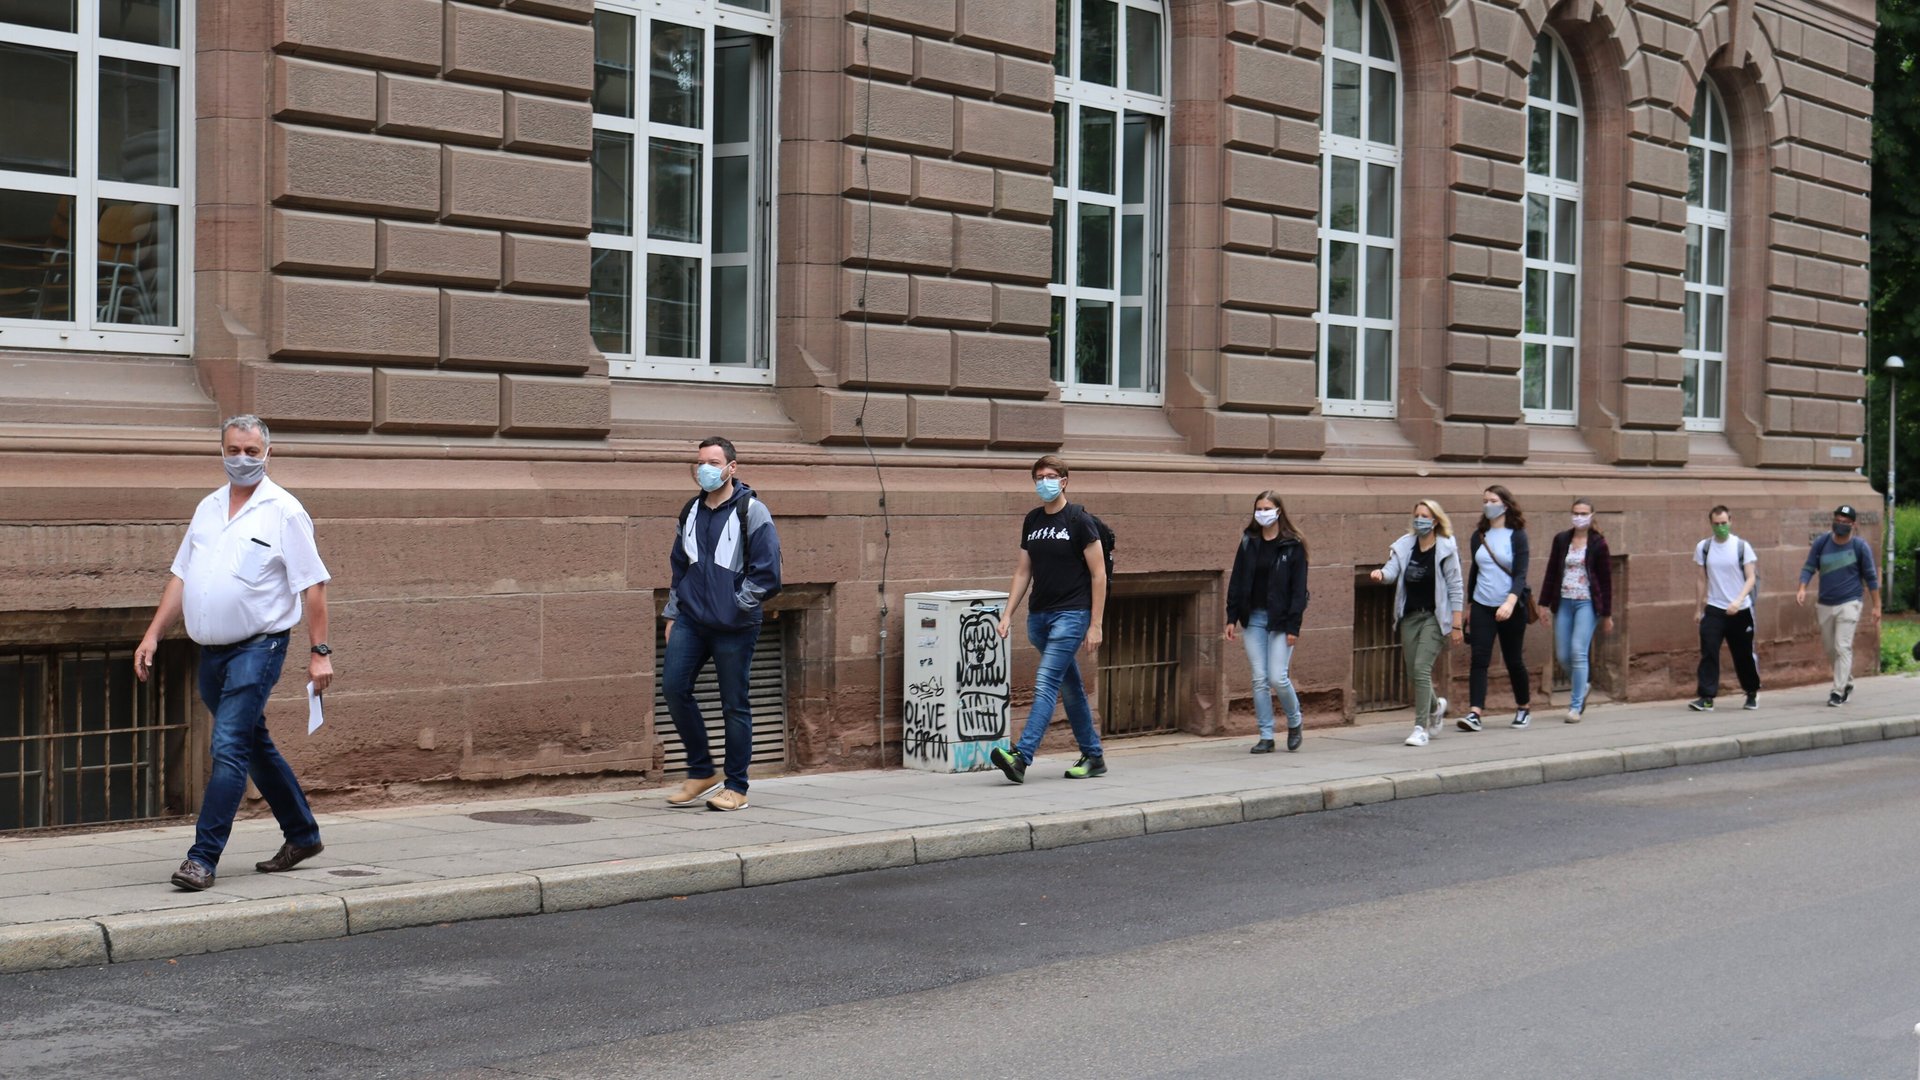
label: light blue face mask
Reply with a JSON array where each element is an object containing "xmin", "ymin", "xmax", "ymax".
[
  {"xmin": 695, "ymin": 462, "xmax": 728, "ymax": 492},
  {"xmin": 1484, "ymin": 502, "xmax": 1505, "ymax": 521},
  {"xmin": 1412, "ymin": 516, "xmax": 1434, "ymax": 536},
  {"xmin": 1035, "ymin": 477, "xmax": 1062, "ymax": 503}
]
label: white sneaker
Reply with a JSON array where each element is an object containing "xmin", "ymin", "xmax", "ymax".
[
  {"xmin": 1429, "ymin": 696, "xmax": 1447, "ymax": 731},
  {"xmin": 1404, "ymin": 726, "xmax": 1430, "ymax": 747},
  {"xmin": 1565, "ymin": 707, "xmax": 1582, "ymax": 723}
]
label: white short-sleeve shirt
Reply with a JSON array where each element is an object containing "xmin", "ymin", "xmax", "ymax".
[
  {"xmin": 171, "ymin": 476, "xmax": 331, "ymax": 646},
  {"xmin": 1694, "ymin": 533, "xmax": 1756, "ymax": 612}
]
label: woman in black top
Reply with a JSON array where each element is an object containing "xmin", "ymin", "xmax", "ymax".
[{"xmin": 1225, "ymin": 491, "xmax": 1310, "ymax": 753}]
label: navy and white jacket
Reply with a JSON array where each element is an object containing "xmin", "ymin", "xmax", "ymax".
[{"xmin": 663, "ymin": 481, "xmax": 782, "ymax": 633}]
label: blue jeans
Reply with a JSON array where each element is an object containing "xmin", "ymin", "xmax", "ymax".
[
  {"xmin": 1553, "ymin": 599, "xmax": 1597, "ymax": 711},
  {"xmin": 187, "ymin": 632, "xmax": 320, "ymax": 870},
  {"xmin": 663, "ymin": 619, "xmax": 761, "ymax": 793},
  {"xmin": 1013, "ymin": 609, "xmax": 1102, "ymax": 764},
  {"xmin": 1242, "ymin": 610, "xmax": 1303, "ymax": 739}
]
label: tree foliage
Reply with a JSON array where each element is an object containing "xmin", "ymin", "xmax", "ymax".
[{"xmin": 1869, "ymin": 0, "xmax": 1920, "ymax": 502}]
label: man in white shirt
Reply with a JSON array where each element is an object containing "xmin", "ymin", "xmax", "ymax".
[
  {"xmin": 1689, "ymin": 504, "xmax": 1760, "ymax": 712},
  {"xmin": 134, "ymin": 416, "xmax": 335, "ymax": 891}
]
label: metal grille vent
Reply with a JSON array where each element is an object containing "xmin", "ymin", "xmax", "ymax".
[{"xmin": 652, "ymin": 613, "xmax": 787, "ymax": 772}]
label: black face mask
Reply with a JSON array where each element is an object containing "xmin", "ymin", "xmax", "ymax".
[{"xmin": 1834, "ymin": 522, "xmax": 1853, "ymax": 538}]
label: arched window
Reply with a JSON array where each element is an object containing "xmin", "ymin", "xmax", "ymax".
[
  {"xmin": 1521, "ymin": 33, "xmax": 1580, "ymax": 424},
  {"xmin": 1049, "ymin": 0, "xmax": 1167, "ymax": 403},
  {"xmin": 1318, "ymin": 0, "xmax": 1399, "ymax": 416},
  {"xmin": 1683, "ymin": 81, "xmax": 1731, "ymax": 429}
]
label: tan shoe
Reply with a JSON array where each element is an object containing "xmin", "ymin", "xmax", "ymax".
[
  {"xmin": 705, "ymin": 788, "xmax": 749, "ymax": 812},
  {"xmin": 667, "ymin": 777, "xmax": 723, "ymax": 807}
]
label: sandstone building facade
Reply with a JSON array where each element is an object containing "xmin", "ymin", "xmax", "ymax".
[{"xmin": 0, "ymin": 0, "xmax": 1881, "ymax": 828}]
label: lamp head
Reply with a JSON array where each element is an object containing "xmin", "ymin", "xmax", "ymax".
[{"xmin": 1888, "ymin": 354, "xmax": 1906, "ymax": 374}]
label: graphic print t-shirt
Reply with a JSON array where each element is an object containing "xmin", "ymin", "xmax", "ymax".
[
  {"xmin": 1022, "ymin": 504, "xmax": 1098, "ymax": 613},
  {"xmin": 1403, "ymin": 543, "xmax": 1437, "ymax": 614}
]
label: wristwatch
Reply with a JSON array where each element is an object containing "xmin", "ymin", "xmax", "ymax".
[{"xmin": 310, "ymin": 643, "xmax": 332, "ymax": 657}]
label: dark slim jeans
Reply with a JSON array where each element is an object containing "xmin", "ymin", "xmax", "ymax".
[
  {"xmin": 1468, "ymin": 601, "xmax": 1531, "ymax": 710},
  {"xmin": 663, "ymin": 619, "xmax": 761, "ymax": 794},
  {"xmin": 187, "ymin": 632, "xmax": 321, "ymax": 870},
  {"xmin": 1697, "ymin": 605, "xmax": 1761, "ymax": 699}
]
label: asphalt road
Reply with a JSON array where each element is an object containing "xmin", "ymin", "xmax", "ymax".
[{"xmin": 5, "ymin": 742, "xmax": 1920, "ymax": 1080}]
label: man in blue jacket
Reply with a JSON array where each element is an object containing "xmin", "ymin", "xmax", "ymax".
[
  {"xmin": 1797, "ymin": 504, "xmax": 1879, "ymax": 707},
  {"xmin": 662, "ymin": 436, "xmax": 782, "ymax": 811}
]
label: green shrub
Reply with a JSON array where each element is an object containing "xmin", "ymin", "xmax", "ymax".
[{"xmin": 1881, "ymin": 616, "xmax": 1920, "ymax": 674}]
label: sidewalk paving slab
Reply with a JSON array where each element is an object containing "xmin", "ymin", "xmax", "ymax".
[{"xmin": 2, "ymin": 677, "xmax": 1918, "ymax": 973}]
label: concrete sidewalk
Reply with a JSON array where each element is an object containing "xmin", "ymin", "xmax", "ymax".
[{"xmin": 4, "ymin": 677, "xmax": 1917, "ymax": 973}]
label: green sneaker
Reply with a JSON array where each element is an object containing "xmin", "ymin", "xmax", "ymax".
[
  {"xmin": 1064, "ymin": 754, "xmax": 1107, "ymax": 779},
  {"xmin": 989, "ymin": 746, "xmax": 1027, "ymax": 784}
]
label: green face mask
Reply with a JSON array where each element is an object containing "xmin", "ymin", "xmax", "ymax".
[{"xmin": 1712, "ymin": 523, "xmax": 1731, "ymax": 541}]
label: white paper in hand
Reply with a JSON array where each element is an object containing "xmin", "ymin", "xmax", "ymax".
[{"xmin": 306, "ymin": 681, "xmax": 325, "ymax": 734}]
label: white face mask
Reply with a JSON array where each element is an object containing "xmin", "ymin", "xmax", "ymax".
[
  {"xmin": 1571, "ymin": 513, "xmax": 1592, "ymax": 529},
  {"xmin": 224, "ymin": 453, "xmax": 267, "ymax": 487},
  {"xmin": 1253, "ymin": 508, "xmax": 1279, "ymax": 528}
]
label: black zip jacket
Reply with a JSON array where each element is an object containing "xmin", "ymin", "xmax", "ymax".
[{"xmin": 1226, "ymin": 533, "xmax": 1309, "ymax": 635}]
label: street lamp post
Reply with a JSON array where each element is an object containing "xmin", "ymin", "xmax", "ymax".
[{"xmin": 1888, "ymin": 355, "xmax": 1906, "ymax": 603}]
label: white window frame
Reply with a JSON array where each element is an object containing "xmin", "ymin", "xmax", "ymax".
[
  {"xmin": 1521, "ymin": 31, "xmax": 1581, "ymax": 426},
  {"xmin": 1683, "ymin": 81, "xmax": 1731, "ymax": 432},
  {"xmin": 0, "ymin": 1, "xmax": 193, "ymax": 355},
  {"xmin": 1050, "ymin": 0, "xmax": 1168, "ymax": 406},
  {"xmin": 1316, "ymin": 0, "xmax": 1401, "ymax": 419},
  {"xmin": 590, "ymin": 0, "xmax": 776, "ymax": 385}
]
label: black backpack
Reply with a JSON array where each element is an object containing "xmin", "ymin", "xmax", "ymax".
[{"xmin": 1069, "ymin": 503, "xmax": 1116, "ymax": 582}]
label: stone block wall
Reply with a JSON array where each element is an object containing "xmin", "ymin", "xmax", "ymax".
[
  {"xmin": 196, "ymin": 0, "xmax": 608, "ymax": 438},
  {"xmin": 777, "ymin": 0, "xmax": 1061, "ymax": 449}
]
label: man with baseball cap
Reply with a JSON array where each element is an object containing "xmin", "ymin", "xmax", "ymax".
[{"xmin": 1797, "ymin": 504, "xmax": 1879, "ymax": 706}]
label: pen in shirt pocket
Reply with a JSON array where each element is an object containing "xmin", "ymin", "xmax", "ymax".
[{"xmin": 250, "ymin": 538, "xmax": 270, "ymax": 547}]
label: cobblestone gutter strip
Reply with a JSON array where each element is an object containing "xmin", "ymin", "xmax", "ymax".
[{"xmin": 1, "ymin": 715, "xmax": 1908, "ymax": 975}]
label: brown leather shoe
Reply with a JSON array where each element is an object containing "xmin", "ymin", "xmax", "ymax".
[
  {"xmin": 254, "ymin": 841, "xmax": 324, "ymax": 874},
  {"xmin": 170, "ymin": 859, "xmax": 214, "ymax": 891}
]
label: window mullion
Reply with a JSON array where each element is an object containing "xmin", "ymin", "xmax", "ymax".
[{"xmin": 77, "ymin": 0, "xmax": 101, "ymax": 334}]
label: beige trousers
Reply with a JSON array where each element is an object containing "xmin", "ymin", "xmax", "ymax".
[{"xmin": 1815, "ymin": 599, "xmax": 1863, "ymax": 696}]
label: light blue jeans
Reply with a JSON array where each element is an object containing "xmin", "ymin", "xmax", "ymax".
[
  {"xmin": 1553, "ymin": 599, "xmax": 1598, "ymax": 711},
  {"xmin": 1013, "ymin": 609, "xmax": 1102, "ymax": 764},
  {"xmin": 1243, "ymin": 610, "xmax": 1303, "ymax": 739}
]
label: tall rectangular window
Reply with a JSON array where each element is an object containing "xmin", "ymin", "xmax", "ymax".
[
  {"xmin": 1683, "ymin": 82, "xmax": 1731, "ymax": 430},
  {"xmin": 1050, "ymin": 0, "xmax": 1166, "ymax": 404},
  {"xmin": 591, "ymin": 0, "xmax": 774, "ymax": 382},
  {"xmin": 1317, "ymin": 0, "xmax": 1399, "ymax": 417},
  {"xmin": 1521, "ymin": 33, "xmax": 1581, "ymax": 424},
  {"xmin": 0, "ymin": 0, "xmax": 190, "ymax": 354}
]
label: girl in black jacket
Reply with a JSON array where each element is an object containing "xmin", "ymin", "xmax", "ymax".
[
  {"xmin": 1462, "ymin": 484, "xmax": 1532, "ymax": 731},
  {"xmin": 1225, "ymin": 491, "xmax": 1310, "ymax": 753}
]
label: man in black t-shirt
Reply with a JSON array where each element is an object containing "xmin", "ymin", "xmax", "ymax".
[{"xmin": 988, "ymin": 455, "xmax": 1108, "ymax": 784}]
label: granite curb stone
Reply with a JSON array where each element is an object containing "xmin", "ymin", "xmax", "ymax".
[
  {"xmin": 0, "ymin": 920, "xmax": 109, "ymax": 973},
  {"xmin": 912, "ymin": 820, "xmax": 1032, "ymax": 862},
  {"xmin": 1539, "ymin": 749, "xmax": 1625, "ymax": 782},
  {"xmin": 1322, "ymin": 776, "xmax": 1395, "ymax": 809},
  {"xmin": 343, "ymin": 873, "xmax": 541, "ymax": 934},
  {"xmin": 736, "ymin": 831, "xmax": 916, "ymax": 886},
  {"xmin": 1141, "ymin": 795, "xmax": 1244, "ymax": 833},
  {"xmin": 98, "ymin": 896, "xmax": 349, "ymax": 962},
  {"xmin": 1029, "ymin": 806, "xmax": 1145, "ymax": 848},
  {"xmin": 536, "ymin": 851, "xmax": 743, "ymax": 911}
]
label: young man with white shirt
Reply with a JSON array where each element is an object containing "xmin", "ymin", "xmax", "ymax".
[
  {"xmin": 134, "ymin": 416, "xmax": 333, "ymax": 891},
  {"xmin": 1690, "ymin": 504, "xmax": 1760, "ymax": 712}
]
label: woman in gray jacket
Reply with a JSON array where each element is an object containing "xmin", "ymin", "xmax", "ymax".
[{"xmin": 1370, "ymin": 499, "xmax": 1467, "ymax": 747}]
